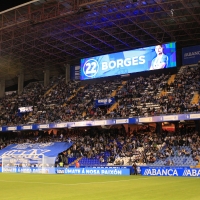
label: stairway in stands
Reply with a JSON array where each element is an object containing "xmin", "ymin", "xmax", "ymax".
[
  {"xmin": 63, "ymin": 85, "xmax": 86, "ymax": 106},
  {"xmin": 44, "ymin": 83, "xmax": 58, "ymax": 97},
  {"xmin": 107, "ymin": 81, "xmax": 127, "ymax": 114},
  {"xmin": 160, "ymin": 74, "xmax": 176, "ymax": 97},
  {"xmin": 107, "ymin": 102, "xmax": 119, "ymax": 114},
  {"xmin": 110, "ymin": 81, "xmax": 127, "ymax": 97},
  {"xmin": 82, "ymin": 111, "xmax": 86, "ymax": 117},
  {"xmin": 168, "ymin": 74, "xmax": 176, "ymax": 85},
  {"xmin": 191, "ymin": 92, "xmax": 199, "ymax": 104},
  {"xmin": 44, "ymin": 76, "xmax": 64, "ymax": 97},
  {"xmin": 159, "ymin": 65, "xmax": 189, "ymax": 97}
]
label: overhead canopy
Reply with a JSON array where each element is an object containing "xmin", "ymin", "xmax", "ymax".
[{"xmin": 0, "ymin": 0, "xmax": 200, "ymax": 87}]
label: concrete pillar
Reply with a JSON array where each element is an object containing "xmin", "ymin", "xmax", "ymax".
[
  {"xmin": 156, "ymin": 122, "xmax": 162, "ymax": 134},
  {"xmin": 65, "ymin": 64, "xmax": 70, "ymax": 84},
  {"xmin": 44, "ymin": 69, "xmax": 50, "ymax": 88},
  {"xmin": 0, "ymin": 79, "xmax": 5, "ymax": 98},
  {"xmin": 194, "ymin": 120, "xmax": 200, "ymax": 134},
  {"xmin": 18, "ymin": 73, "xmax": 24, "ymax": 95},
  {"xmin": 174, "ymin": 121, "xmax": 179, "ymax": 133}
]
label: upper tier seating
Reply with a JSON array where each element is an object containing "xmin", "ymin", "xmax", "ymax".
[{"xmin": 0, "ymin": 65, "xmax": 199, "ymax": 126}]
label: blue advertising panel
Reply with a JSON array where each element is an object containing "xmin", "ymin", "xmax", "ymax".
[
  {"xmin": 0, "ymin": 113, "xmax": 200, "ymax": 132},
  {"xmin": 80, "ymin": 42, "xmax": 176, "ymax": 80},
  {"xmin": 58, "ymin": 167, "xmax": 130, "ymax": 175},
  {"xmin": 2, "ymin": 167, "xmax": 55, "ymax": 174},
  {"xmin": 141, "ymin": 166, "xmax": 200, "ymax": 177},
  {"xmin": 95, "ymin": 98, "xmax": 115, "ymax": 107},
  {"xmin": 0, "ymin": 167, "xmax": 130, "ymax": 175},
  {"xmin": 182, "ymin": 45, "xmax": 200, "ymax": 65},
  {"xmin": 2, "ymin": 166, "xmax": 200, "ymax": 177}
]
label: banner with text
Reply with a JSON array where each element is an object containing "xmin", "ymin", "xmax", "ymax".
[
  {"xmin": 56, "ymin": 167, "xmax": 130, "ymax": 175},
  {"xmin": 182, "ymin": 45, "xmax": 200, "ymax": 65},
  {"xmin": 141, "ymin": 166, "xmax": 200, "ymax": 177},
  {"xmin": 0, "ymin": 142, "xmax": 72, "ymax": 164},
  {"xmin": 0, "ymin": 167, "xmax": 130, "ymax": 175},
  {"xmin": 95, "ymin": 98, "xmax": 115, "ymax": 107}
]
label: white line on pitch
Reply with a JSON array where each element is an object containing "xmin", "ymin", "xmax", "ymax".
[{"xmin": 0, "ymin": 177, "xmax": 154, "ymax": 186}]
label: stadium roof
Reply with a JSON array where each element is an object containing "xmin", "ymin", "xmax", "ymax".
[{"xmin": 0, "ymin": 0, "xmax": 200, "ymax": 87}]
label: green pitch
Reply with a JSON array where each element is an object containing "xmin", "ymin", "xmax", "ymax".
[{"xmin": 0, "ymin": 174, "xmax": 199, "ymax": 200}]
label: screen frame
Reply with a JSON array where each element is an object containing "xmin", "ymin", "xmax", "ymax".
[{"xmin": 80, "ymin": 42, "xmax": 177, "ymax": 80}]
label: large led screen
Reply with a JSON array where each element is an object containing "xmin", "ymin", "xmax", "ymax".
[{"xmin": 80, "ymin": 42, "xmax": 176, "ymax": 80}]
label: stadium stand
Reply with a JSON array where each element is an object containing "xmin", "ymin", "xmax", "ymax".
[
  {"xmin": 1, "ymin": 125, "xmax": 199, "ymax": 168},
  {"xmin": 115, "ymin": 65, "xmax": 199, "ymax": 117},
  {"xmin": 0, "ymin": 65, "xmax": 199, "ymax": 126},
  {"xmin": 114, "ymin": 73, "xmax": 170, "ymax": 117}
]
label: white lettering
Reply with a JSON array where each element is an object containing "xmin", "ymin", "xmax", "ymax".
[
  {"xmin": 116, "ymin": 59, "xmax": 123, "ymax": 68},
  {"xmin": 144, "ymin": 168, "xmax": 178, "ymax": 176},
  {"xmin": 132, "ymin": 57, "xmax": 138, "ymax": 65},
  {"xmin": 162, "ymin": 169, "xmax": 168, "ymax": 176},
  {"xmin": 101, "ymin": 56, "xmax": 146, "ymax": 71},
  {"xmin": 157, "ymin": 169, "xmax": 161, "ymax": 176},
  {"xmin": 139, "ymin": 56, "xmax": 145, "ymax": 64},
  {"xmin": 124, "ymin": 58, "xmax": 131, "ymax": 67},
  {"xmin": 168, "ymin": 169, "xmax": 173, "ymax": 176},
  {"xmin": 109, "ymin": 61, "xmax": 116, "ymax": 69},
  {"xmin": 117, "ymin": 170, "xmax": 122, "ymax": 175},
  {"xmin": 173, "ymin": 169, "xmax": 178, "ymax": 176},
  {"xmin": 102, "ymin": 62, "xmax": 108, "ymax": 70},
  {"xmin": 152, "ymin": 169, "xmax": 157, "ymax": 176},
  {"xmin": 184, "ymin": 51, "xmax": 200, "ymax": 57},
  {"xmin": 192, "ymin": 169, "xmax": 197, "ymax": 177}
]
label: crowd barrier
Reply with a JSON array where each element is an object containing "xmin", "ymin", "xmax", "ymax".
[{"xmin": 1, "ymin": 112, "xmax": 200, "ymax": 132}]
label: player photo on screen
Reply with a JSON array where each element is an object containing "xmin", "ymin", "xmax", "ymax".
[
  {"xmin": 150, "ymin": 44, "xmax": 168, "ymax": 70},
  {"xmin": 80, "ymin": 42, "xmax": 176, "ymax": 80}
]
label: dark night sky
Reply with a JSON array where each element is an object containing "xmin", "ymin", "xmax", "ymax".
[{"xmin": 0, "ymin": 0, "xmax": 36, "ymax": 12}]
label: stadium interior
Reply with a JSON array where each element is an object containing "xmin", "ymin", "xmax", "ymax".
[
  {"xmin": 0, "ymin": 1, "xmax": 200, "ymax": 200},
  {"xmin": 0, "ymin": 1, "xmax": 200, "ymax": 199}
]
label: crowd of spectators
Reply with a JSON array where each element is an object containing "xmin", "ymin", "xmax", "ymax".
[
  {"xmin": 1, "ymin": 126, "xmax": 199, "ymax": 167},
  {"xmin": 166, "ymin": 65, "xmax": 200, "ymax": 113},
  {"xmin": 0, "ymin": 131, "xmax": 64, "ymax": 150},
  {"xmin": 112, "ymin": 65, "xmax": 200, "ymax": 118},
  {"xmin": 0, "ymin": 82, "xmax": 45, "ymax": 126},
  {"xmin": 81, "ymin": 79, "xmax": 123, "ymax": 120},
  {"xmin": 0, "ymin": 65, "xmax": 199, "ymax": 126},
  {"xmin": 0, "ymin": 76, "xmax": 63, "ymax": 126},
  {"xmin": 114, "ymin": 74, "xmax": 169, "ymax": 117},
  {"xmin": 27, "ymin": 79, "xmax": 83, "ymax": 124}
]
